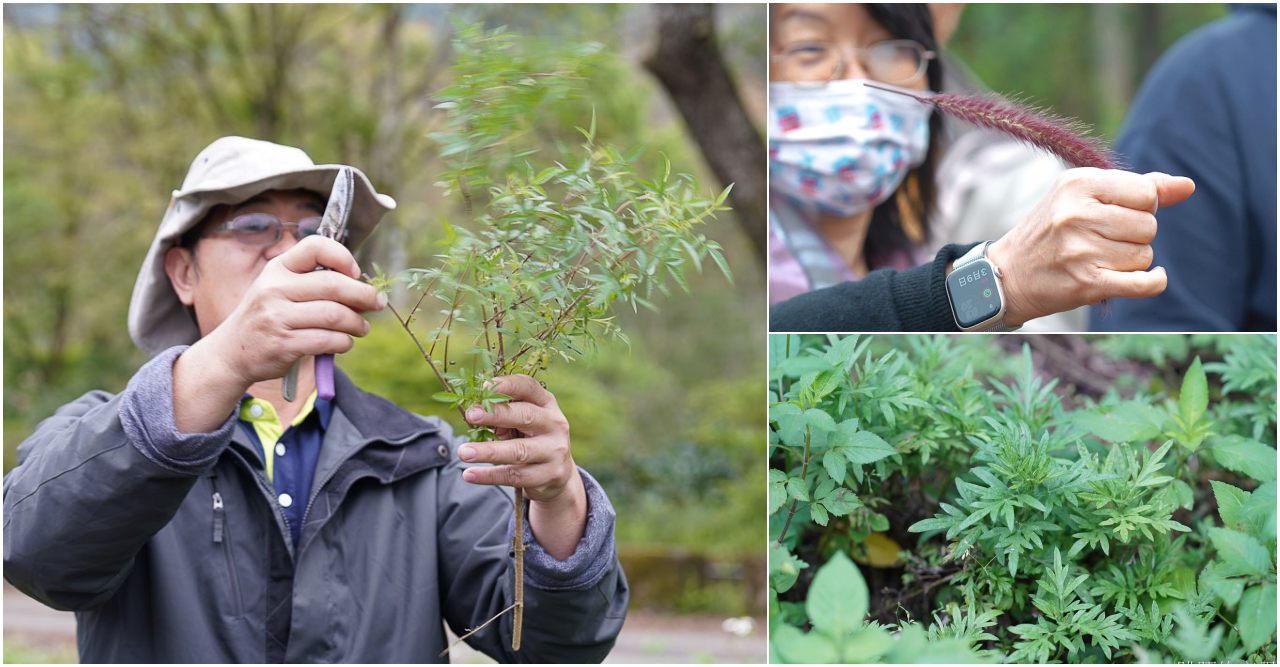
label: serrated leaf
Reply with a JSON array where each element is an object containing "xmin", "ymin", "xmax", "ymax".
[
  {"xmin": 1211, "ymin": 480, "xmax": 1250, "ymax": 528},
  {"xmin": 838, "ymin": 428, "xmax": 896, "ymax": 464},
  {"xmin": 1073, "ymin": 401, "xmax": 1163, "ymax": 443},
  {"xmin": 822, "ymin": 487, "xmax": 862, "ymax": 517},
  {"xmin": 807, "ymin": 551, "xmax": 868, "ymax": 638},
  {"xmin": 1238, "ymin": 583, "xmax": 1277, "ymax": 652},
  {"xmin": 811, "ymin": 502, "xmax": 829, "ymax": 526},
  {"xmin": 1212, "ymin": 436, "xmax": 1277, "ymax": 481},
  {"xmin": 1209, "ymin": 527, "xmax": 1272, "ymax": 578},
  {"xmin": 773, "ymin": 624, "xmax": 838, "ymax": 663},
  {"xmin": 770, "ymin": 543, "xmax": 807, "ymax": 594},
  {"xmin": 785, "ymin": 476, "xmax": 809, "ymax": 502},
  {"xmin": 822, "ymin": 450, "xmax": 846, "ymax": 485},
  {"xmin": 1179, "ymin": 356, "xmax": 1208, "ymax": 426}
]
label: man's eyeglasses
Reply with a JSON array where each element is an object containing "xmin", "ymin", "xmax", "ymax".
[
  {"xmin": 772, "ymin": 39, "xmax": 935, "ymax": 88},
  {"xmin": 201, "ymin": 212, "xmax": 339, "ymax": 246}
]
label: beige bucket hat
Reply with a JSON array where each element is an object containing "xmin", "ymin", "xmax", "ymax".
[{"xmin": 128, "ymin": 136, "xmax": 397, "ymax": 356}]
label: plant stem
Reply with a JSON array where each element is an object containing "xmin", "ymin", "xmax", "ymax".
[
  {"xmin": 388, "ymin": 300, "xmax": 525, "ymax": 651},
  {"xmin": 775, "ymin": 424, "xmax": 811, "ymax": 547}
]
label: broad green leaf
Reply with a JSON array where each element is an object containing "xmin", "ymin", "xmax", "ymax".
[
  {"xmin": 805, "ymin": 408, "xmax": 838, "ymax": 436},
  {"xmin": 1208, "ymin": 527, "xmax": 1272, "ymax": 578},
  {"xmin": 822, "ymin": 450, "xmax": 846, "ymax": 485},
  {"xmin": 773, "ymin": 624, "xmax": 838, "ymax": 664},
  {"xmin": 1238, "ymin": 583, "xmax": 1277, "ymax": 652},
  {"xmin": 768, "ymin": 469, "xmax": 788, "ymax": 515},
  {"xmin": 837, "ymin": 427, "xmax": 897, "ymax": 464},
  {"xmin": 1200, "ymin": 561, "xmax": 1245, "ymax": 607},
  {"xmin": 785, "ymin": 476, "xmax": 809, "ymax": 502},
  {"xmin": 769, "ymin": 543, "xmax": 807, "ymax": 594},
  {"xmin": 1179, "ymin": 356, "xmax": 1208, "ymax": 426},
  {"xmin": 1211, "ymin": 480, "xmax": 1250, "ymax": 527},
  {"xmin": 1073, "ymin": 401, "xmax": 1163, "ymax": 443},
  {"xmin": 771, "ymin": 403, "xmax": 806, "ymax": 447},
  {"xmin": 1242, "ymin": 481, "xmax": 1278, "ymax": 541},
  {"xmin": 841, "ymin": 625, "xmax": 894, "ymax": 662},
  {"xmin": 811, "ymin": 502, "xmax": 830, "ymax": 526},
  {"xmin": 1212, "ymin": 436, "xmax": 1277, "ymax": 481},
  {"xmin": 821, "ymin": 487, "xmax": 862, "ymax": 517},
  {"xmin": 806, "ymin": 551, "xmax": 868, "ymax": 638}
]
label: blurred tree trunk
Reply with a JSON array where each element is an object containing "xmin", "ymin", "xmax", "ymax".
[
  {"xmin": 1090, "ymin": 4, "xmax": 1133, "ymax": 135},
  {"xmin": 1138, "ymin": 5, "xmax": 1165, "ymax": 75},
  {"xmin": 643, "ymin": 3, "xmax": 766, "ymax": 264}
]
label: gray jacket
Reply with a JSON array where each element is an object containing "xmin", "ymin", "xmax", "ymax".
[{"xmin": 4, "ymin": 347, "xmax": 628, "ymax": 662}]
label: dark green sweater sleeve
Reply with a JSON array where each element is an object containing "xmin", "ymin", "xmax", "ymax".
[{"xmin": 769, "ymin": 243, "xmax": 978, "ymax": 332}]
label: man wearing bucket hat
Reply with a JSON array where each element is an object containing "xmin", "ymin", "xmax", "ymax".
[{"xmin": 4, "ymin": 137, "xmax": 627, "ymax": 662}]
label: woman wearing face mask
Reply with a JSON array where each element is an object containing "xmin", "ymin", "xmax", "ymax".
[{"xmin": 768, "ymin": 4, "xmax": 1196, "ymax": 332}]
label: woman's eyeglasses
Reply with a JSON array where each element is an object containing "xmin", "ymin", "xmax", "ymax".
[
  {"xmin": 772, "ymin": 39, "xmax": 935, "ymax": 88},
  {"xmin": 202, "ymin": 212, "xmax": 334, "ymax": 246}
]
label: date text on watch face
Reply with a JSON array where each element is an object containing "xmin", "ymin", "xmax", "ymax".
[{"xmin": 947, "ymin": 260, "xmax": 1002, "ymax": 328}]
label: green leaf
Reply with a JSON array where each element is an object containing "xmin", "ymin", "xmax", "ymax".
[
  {"xmin": 1179, "ymin": 356, "xmax": 1208, "ymax": 426},
  {"xmin": 822, "ymin": 450, "xmax": 846, "ymax": 485},
  {"xmin": 772, "ymin": 403, "xmax": 806, "ymax": 447},
  {"xmin": 768, "ymin": 469, "xmax": 788, "ymax": 516},
  {"xmin": 837, "ymin": 427, "xmax": 896, "ymax": 465},
  {"xmin": 770, "ymin": 543, "xmax": 807, "ymax": 594},
  {"xmin": 841, "ymin": 625, "xmax": 894, "ymax": 662},
  {"xmin": 773, "ymin": 624, "xmax": 838, "ymax": 663},
  {"xmin": 1073, "ymin": 401, "xmax": 1163, "ymax": 443},
  {"xmin": 805, "ymin": 408, "xmax": 838, "ymax": 435},
  {"xmin": 785, "ymin": 476, "xmax": 809, "ymax": 502},
  {"xmin": 806, "ymin": 551, "xmax": 868, "ymax": 638},
  {"xmin": 1211, "ymin": 480, "xmax": 1250, "ymax": 528},
  {"xmin": 1212, "ymin": 436, "xmax": 1277, "ymax": 481},
  {"xmin": 1208, "ymin": 527, "xmax": 1272, "ymax": 578},
  {"xmin": 821, "ymin": 487, "xmax": 862, "ymax": 517},
  {"xmin": 1200, "ymin": 561, "xmax": 1245, "ymax": 607},
  {"xmin": 1238, "ymin": 583, "xmax": 1277, "ymax": 652}
]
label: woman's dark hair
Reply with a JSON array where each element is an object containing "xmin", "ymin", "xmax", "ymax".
[{"xmin": 863, "ymin": 4, "xmax": 942, "ymax": 268}]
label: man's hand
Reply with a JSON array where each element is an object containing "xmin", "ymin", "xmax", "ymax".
[
  {"xmin": 202, "ymin": 236, "xmax": 385, "ymax": 388},
  {"xmin": 172, "ymin": 237, "xmax": 384, "ymax": 432},
  {"xmin": 458, "ymin": 375, "xmax": 587, "ymax": 559},
  {"xmin": 987, "ymin": 169, "xmax": 1195, "ymax": 326}
]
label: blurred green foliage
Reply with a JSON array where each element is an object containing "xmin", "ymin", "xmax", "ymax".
[
  {"xmin": 3, "ymin": 3, "xmax": 765, "ymax": 584},
  {"xmin": 948, "ymin": 4, "xmax": 1228, "ymax": 140}
]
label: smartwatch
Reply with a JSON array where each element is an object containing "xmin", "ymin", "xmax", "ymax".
[{"xmin": 945, "ymin": 241, "xmax": 1019, "ymax": 332}]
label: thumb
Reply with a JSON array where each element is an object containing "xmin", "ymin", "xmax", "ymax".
[{"xmin": 1147, "ymin": 172, "xmax": 1195, "ymax": 209}]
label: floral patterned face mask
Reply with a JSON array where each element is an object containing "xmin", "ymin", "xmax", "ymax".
[{"xmin": 768, "ymin": 79, "xmax": 932, "ymax": 217}]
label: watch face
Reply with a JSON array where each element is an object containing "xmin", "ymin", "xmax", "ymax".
[{"xmin": 946, "ymin": 259, "xmax": 1003, "ymax": 329}]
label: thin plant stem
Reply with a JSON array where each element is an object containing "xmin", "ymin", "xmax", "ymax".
[
  {"xmin": 775, "ymin": 424, "xmax": 811, "ymax": 547},
  {"xmin": 439, "ymin": 601, "xmax": 520, "ymax": 657},
  {"xmin": 388, "ymin": 299, "xmax": 526, "ymax": 651}
]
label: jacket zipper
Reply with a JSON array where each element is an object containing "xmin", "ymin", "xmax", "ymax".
[
  {"xmin": 297, "ymin": 430, "xmax": 428, "ymax": 555},
  {"xmin": 210, "ymin": 473, "xmax": 245, "ymax": 617}
]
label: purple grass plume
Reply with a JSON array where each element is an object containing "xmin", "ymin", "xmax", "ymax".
[{"xmin": 865, "ymin": 83, "xmax": 1119, "ymax": 170}]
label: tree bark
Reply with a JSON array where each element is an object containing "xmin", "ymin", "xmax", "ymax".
[{"xmin": 643, "ymin": 4, "xmax": 766, "ymax": 264}]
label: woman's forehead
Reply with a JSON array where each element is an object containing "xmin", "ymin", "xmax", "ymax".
[{"xmin": 772, "ymin": 4, "xmax": 890, "ymax": 41}]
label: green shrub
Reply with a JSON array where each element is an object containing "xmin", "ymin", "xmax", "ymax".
[{"xmin": 769, "ymin": 334, "xmax": 1277, "ymax": 663}]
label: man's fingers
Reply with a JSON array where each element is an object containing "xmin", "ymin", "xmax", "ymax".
[
  {"xmin": 1097, "ymin": 266, "xmax": 1168, "ymax": 299},
  {"xmin": 1094, "ymin": 239, "xmax": 1154, "ymax": 273},
  {"xmin": 1085, "ymin": 169, "xmax": 1159, "ymax": 212},
  {"xmin": 1149, "ymin": 172, "xmax": 1195, "ymax": 208},
  {"xmin": 461, "ymin": 463, "xmax": 556, "ymax": 488},
  {"xmin": 281, "ymin": 328, "xmax": 356, "ymax": 356},
  {"xmin": 281, "ymin": 270, "xmax": 386, "ymax": 313},
  {"xmin": 280, "ymin": 301, "xmax": 372, "ymax": 337},
  {"xmin": 458, "ymin": 437, "xmax": 551, "ymax": 466},
  {"xmin": 487, "ymin": 374, "xmax": 554, "ymax": 407},
  {"xmin": 1089, "ymin": 203, "xmax": 1157, "ymax": 245},
  {"xmin": 276, "ymin": 236, "xmax": 361, "ymax": 278},
  {"xmin": 465, "ymin": 400, "xmax": 551, "ymax": 434}
]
